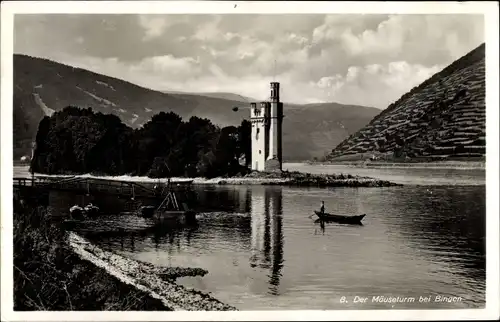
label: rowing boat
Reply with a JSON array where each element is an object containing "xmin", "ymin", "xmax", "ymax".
[
  {"xmin": 313, "ymin": 211, "xmax": 366, "ymax": 224},
  {"xmin": 141, "ymin": 187, "xmax": 197, "ymax": 224}
]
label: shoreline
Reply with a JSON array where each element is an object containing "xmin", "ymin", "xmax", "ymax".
[
  {"xmin": 16, "ymin": 160, "xmax": 486, "ymax": 170},
  {"xmin": 301, "ymin": 160, "xmax": 485, "ymax": 170},
  {"xmin": 13, "ymin": 194, "xmax": 236, "ymax": 311},
  {"xmin": 68, "ymin": 232, "xmax": 237, "ymax": 311},
  {"xmin": 14, "ymin": 168, "xmax": 401, "ymax": 188},
  {"xmin": 13, "ymin": 202, "xmax": 168, "ymax": 311}
]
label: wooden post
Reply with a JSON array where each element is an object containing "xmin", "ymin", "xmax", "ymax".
[{"xmin": 173, "ymin": 193, "xmax": 179, "ymax": 210}]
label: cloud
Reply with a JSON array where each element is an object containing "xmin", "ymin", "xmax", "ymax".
[
  {"xmin": 138, "ymin": 15, "xmax": 169, "ymax": 39},
  {"xmin": 14, "ymin": 14, "xmax": 485, "ymax": 108},
  {"xmin": 132, "ymin": 55, "xmax": 202, "ymax": 80},
  {"xmin": 338, "ymin": 14, "xmax": 485, "ymax": 65},
  {"xmin": 310, "ymin": 62, "xmax": 444, "ymax": 108},
  {"xmin": 53, "ymin": 53, "xmax": 443, "ymax": 108}
]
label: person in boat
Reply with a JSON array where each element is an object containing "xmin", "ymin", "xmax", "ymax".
[{"xmin": 320, "ymin": 201, "xmax": 325, "ymax": 214}]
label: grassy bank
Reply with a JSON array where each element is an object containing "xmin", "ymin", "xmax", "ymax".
[
  {"xmin": 13, "ymin": 195, "xmax": 237, "ymax": 311},
  {"xmin": 13, "ymin": 198, "xmax": 170, "ymax": 311}
]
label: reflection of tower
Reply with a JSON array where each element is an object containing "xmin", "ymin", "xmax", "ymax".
[
  {"xmin": 267, "ymin": 187, "xmax": 284, "ymax": 295},
  {"xmin": 249, "ymin": 187, "xmax": 284, "ymax": 294},
  {"xmin": 250, "ymin": 82, "xmax": 284, "ymax": 172},
  {"xmin": 250, "ymin": 189, "xmax": 266, "ymax": 266}
]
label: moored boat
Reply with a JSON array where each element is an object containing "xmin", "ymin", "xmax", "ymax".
[
  {"xmin": 313, "ymin": 211, "xmax": 366, "ymax": 225},
  {"xmin": 149, "ymin": 182, "xmax": 197, "ymax": 225},
  {"xmin": 84, "ymin": 203, "xmax": 100, "ymax": 217},
  {"xmin": 69, "ymin": 203, "xmax": 100, "ymax": 219},
  {"xmin": 138, "ymin": 205, "xmax": 156, "ymax": 218},
  {"xmin": 154, "ymin": 209, "xmax": 197, "ymax": 224},
  {"xmin": 69, "ymin": 205, "xmax": 85, "ymax": 219}
]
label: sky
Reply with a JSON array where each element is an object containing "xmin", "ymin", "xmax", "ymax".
[{"xmin": 14, "ymin": 14, "xmax": 484, "ymax": 108}]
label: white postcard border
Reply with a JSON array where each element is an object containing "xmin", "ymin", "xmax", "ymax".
[{"xmin": 1, "ymin": 1, "xmax": 499, "ymax": 321}]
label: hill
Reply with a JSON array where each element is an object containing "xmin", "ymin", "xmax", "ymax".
[
  {"xmin": 328, "ymin": 43, "xmax": 486, "ymax": 162},
  {"xmin": 13, "ymin": 54, "xmax": 379, "ymax": 161}
]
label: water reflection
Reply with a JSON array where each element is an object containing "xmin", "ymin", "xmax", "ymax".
[
  {"xmin": 47, "ymin": 185, "xmax": 252, "ymax": 218},
  {"xmin": 249, "ymin": 187, "xmax": 284, "ymax": 295},
  {"xmin": 149, "ymin": 223, "xmax": 200, "ymax": 250},
  {"xmin": 61, "ymin": 184, "xmax": 286, "ymax": 296},
  {"xmin": 379, "ymin": 186, "xmax": 486, "ymax": 284},
  {"xmin": 30, "ymin": 181, "xmax": 486, "ymax": 310},
  {"xmin": 193, "ymin": 186, "xmax": 252, "ymax": 213},
  {"xmin": 48, "ymin": 190, "xmax": 158, "ymax": 217}
]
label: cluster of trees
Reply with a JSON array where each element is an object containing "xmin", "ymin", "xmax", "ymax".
[{"xmin": 31, "ymin": 106, "xmax": 252, "ymax": 178}]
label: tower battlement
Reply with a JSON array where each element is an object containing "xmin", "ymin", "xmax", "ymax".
[
  {"xmin": 250, "ymin": 102, "xmax": 270, "ymax": 119},
  {"xmin": 270, "ymin": 82, "xmax": 280, "ymax": 102}
]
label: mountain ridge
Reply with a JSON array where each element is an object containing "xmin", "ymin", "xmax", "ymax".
[
  {"xmin": 163, "ymin": 91, "xmax": 259, "ymax": 103},
  {"xmin": 13, "ymin": 54, "xmax": 380, "ymax": 162}
]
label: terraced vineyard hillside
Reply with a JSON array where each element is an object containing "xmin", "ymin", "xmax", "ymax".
[{"xmin": 328, "ymin": 43, "xmax": 486, "ymax": 162}]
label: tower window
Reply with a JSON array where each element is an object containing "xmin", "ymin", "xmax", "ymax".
[
  {"xmin": 256, "ymin": 127, "xmax": 260, "ymax": 140},
  {"xmin": 259, "ymin": 150, "xmax": 262, "ymax": 154}
]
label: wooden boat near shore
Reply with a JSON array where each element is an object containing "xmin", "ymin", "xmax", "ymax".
[
  {"xmin": 139, "ymin": 183, "xmax": 197, "ymax": 225},
  {"xmin": 154, "ymin": 209, "xmax": 197, "ymax": 224},
  {"xmin": 69, "ymin": 203, "xmax": 100, "ymax": 219},
  {"xmin": 313, "ymin": 211, "xmax": 366, "ymax": 225}
]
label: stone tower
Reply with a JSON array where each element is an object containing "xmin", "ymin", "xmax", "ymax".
[{"xmin": 250, "ymin": 82, "xmax": 284, "ymax": 172}]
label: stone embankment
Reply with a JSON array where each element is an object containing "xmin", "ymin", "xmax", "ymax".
[{"xmin": 68, "ymin": 232, "xmax": 237, "ymax": 311}]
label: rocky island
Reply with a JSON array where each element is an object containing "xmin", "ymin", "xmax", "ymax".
[{"xmin": 208, "ymin": 170, "xmax": 400, "ymax": 187}]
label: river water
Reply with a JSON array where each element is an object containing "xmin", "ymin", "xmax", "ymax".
[{"xmin": 14, "ymin": 164, "xmax": 486, "ymax": 310}]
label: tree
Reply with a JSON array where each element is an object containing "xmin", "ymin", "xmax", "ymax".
[
  {"xmin": 31, "ymin": 106, "xmax": 251, "ymax": 178},
  {"xmin": 237, "ymin": 119, "xmax": 251, "ymax": 167}
]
